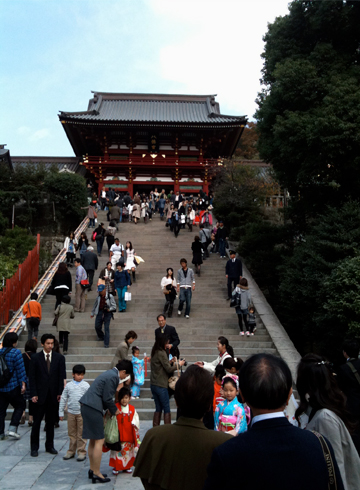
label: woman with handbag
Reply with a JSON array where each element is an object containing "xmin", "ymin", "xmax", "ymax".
[
  {"xmin": 150, "ymin": 336, "xmax": 185, "ymax": 427},
  {"xmin": 51, "ymin": 262, "xmax": 72, "ymax": 309},
  {"xmin": 81, "ymin": 204, "xmax": 97, "ymax": 228},
  {"xmin": 99, "ymin": 261, "xmax": 115, "ymax": 296},
  {"xmin": 54, "ymin": 295, "xmax": 74, "ymax": 355},
  {"xmin": 160, "ymin": 268, "xmax": 177, "ymax": 318},
  {"xmin": 231, "ymin": 277, "xmax": 252, "ymax": 336},
  {"xmin": 124, "ymin": 241, "xmax": 137, "ymax": 283},
  {"xmin": 64, "ymin": 231, "xmax": 77, "ymax": 267},
  {"xmin": 296, "ymin": 354, "xmax": 360, "ymax": 490},
  {"xmin": 77, "ymin": 232, "xmax": 89, "ymax": 261}
]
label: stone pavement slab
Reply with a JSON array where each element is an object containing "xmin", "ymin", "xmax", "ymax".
[{"xmin": 0, "ymin": 420, "xmax": 151, "ymax": 489}]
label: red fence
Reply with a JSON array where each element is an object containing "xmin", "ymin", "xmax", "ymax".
[{"xmin": 0, "ymin": 234, "xmax": 40, "ymax": 326}]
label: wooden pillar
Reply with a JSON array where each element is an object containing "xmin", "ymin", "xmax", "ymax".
[
  {"xmin": 128, "ymin": 181, "xmax": 133, "ymax": 197},
  {"xmin": 98, "ymin": 180, "xmax": 104, "ymax": 197}
]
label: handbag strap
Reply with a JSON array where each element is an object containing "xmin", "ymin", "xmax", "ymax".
[
  {"xmin": 347, "ymin": 361, "xmax": 360, "ymax": 386},
  {"xmin": 311, "ymin": 431, "xmax": 338, "ymax": 490},
  {"xmin": 173, "ymin": 357, "xmax": 180, "ymax": 379}
]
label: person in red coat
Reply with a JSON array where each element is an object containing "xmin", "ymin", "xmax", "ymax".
[{"xmin": 103, "ymin": 387, "xmax": 140, "ymax": 474}]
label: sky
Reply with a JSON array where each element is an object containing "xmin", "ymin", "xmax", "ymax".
[{"xmin": 0, "ymin": 0, "xmax": 291, "ymax": 157}]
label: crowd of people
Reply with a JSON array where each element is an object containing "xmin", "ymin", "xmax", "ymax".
[{"xmin": 0, "ymin": 186, "xmax": 360, "ymax": 489}]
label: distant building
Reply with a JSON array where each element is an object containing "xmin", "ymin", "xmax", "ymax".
[{"xmin": 58, "ymin": 92, "xmax": 247, "ymax": 196}]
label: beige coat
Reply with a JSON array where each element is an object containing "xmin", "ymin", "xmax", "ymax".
[
  {"xmin": 132, "ymin": 203, "xmax": 141, "ymax": 219},
  {"xmin": 110, "ymin": 340, "xmax": 129, "ymax": 368},
  {"xmin": 55, "ymin": 303, "xmax": 75, "ymax": 333}
]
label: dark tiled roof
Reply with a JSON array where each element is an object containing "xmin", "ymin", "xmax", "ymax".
[
  {"xmin": 11, "ymin": 157, "xmax": 86, "ymax": 176},
  {"xmin": 59, "ymin": 92, "xmax": 246, "ymax": 125}
]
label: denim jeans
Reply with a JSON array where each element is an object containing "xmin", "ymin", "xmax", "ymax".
[
  {"xmin": 119, "ymin": 208, "xmax": 123, "ymax": 223},
  {"xmin": 159, "ymin": 207, "xmax": 164, "ymax": 218},
  {"xmin": 89, "ymin": 218, "xmax": 95, "ymax": 228},
  {"xmin": 150, "ymin": 385, "xmax": 171, "ymax": 414},
  {"xmin": 178, "ymin": 288, "xmax": 192, "ymax": 316},
  {"xmin": 0, "ymin": 386, "xmax": 26, "ymax": 435},
  {"xmin": 219, "ymin": 238, "xmax": 226, "ymax": 257},
  {"xmin": 96, "ymin": 236, "xmax": 104, "ymax": 254},
  {"xmin": 95, "ymin": 309, "xmax": 112, "ymax": 346},
  {"xmin": 116, "ymin": 286, "xmax": 127, "ymax": 311}
]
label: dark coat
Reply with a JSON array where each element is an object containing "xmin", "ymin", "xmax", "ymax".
[
  {"xmin": 203, "ymin": 417, "xmax": 345, "ymax": 490},
  {"xmin": 79, "ymin": 368, "xmax": 119, "ymax": 415},
  {"xmin": 51, "ymin": 271, "xmax": 72, "ymax": 292},
  {"xmin": 337, "ymin": 359, "xmax": 360, "ymax": 419},
  {"xmin": 81, "ymin": 250, "xmax": 98, "ymax": 271},
  {"xmin": 216, "ymin": 226, "xmax": 228, "ymax": 241},
  {"xmin": 155, "ymin": 324, "xmax": 180, "ymax": 357},
  {"xmin": 110, "ymin": 206, "xmax": 121, "ymax": 220},
  {"xmin": 29, "ymin": 351, "xmax": 66, "ymax": 404},
  {"xmin": 133, "ymin": 417, "xmax": 229, "ymax": 490},
  {"xmin": 225, "ymin": 257, "xmax": 243, "ymax": 278}
]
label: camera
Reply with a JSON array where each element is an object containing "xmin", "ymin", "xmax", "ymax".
[{"xmin": 180, "ymin": 358, "xmax": 188, "ymax": 367}]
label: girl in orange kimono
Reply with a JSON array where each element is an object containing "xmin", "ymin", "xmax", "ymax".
[{"xmin": 103, "ymin": 387, "xmax": 140, "ymax": 475}]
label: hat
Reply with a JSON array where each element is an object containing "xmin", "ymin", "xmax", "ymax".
[
  {"xmin": 87, "ymin": 246, "xmax": 94, "ymax": 251},
  {"xmin": 229, "ymin": 250, "xmax": 236, "ymax": 255},
  {"xmin": 219, "ymin": 220, "xmax": 224, "ymax": 223},
  {"xmin": 97, "ymin": 285, "xmax": 105, "ymax": 292}
]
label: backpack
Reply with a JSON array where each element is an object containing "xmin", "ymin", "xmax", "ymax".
[{"xmin": 0, "ymin": 348, "xmax": 13, "ymax": 388}]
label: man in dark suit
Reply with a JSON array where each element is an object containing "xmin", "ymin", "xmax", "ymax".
[
  {"xmin": 204, "ymin": 353, "xmax": 345, "ymax": 490},
  {"xmin": 155, "ymin": 314, "xmax": 180, "ymax": 358},
  {"xmin": 29, "ymin": 333, "xmax": 66, "ymax": 457},
  {"xmin": 337, "ymin": 339, "xmax": 360, "ymax": 454},
  {"xmin": 225, "ymin": 250, "xmax": 243, "ymax": 300},
  {"xmin": 134, "ymin": 366, "xmax": 229, "ymax": 490}
]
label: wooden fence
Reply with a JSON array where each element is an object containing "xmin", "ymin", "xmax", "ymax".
[{"xmin": 0, "ymin": 234, "xmax": 40, "ymax": 326}]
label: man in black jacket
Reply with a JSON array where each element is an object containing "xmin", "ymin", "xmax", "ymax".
[
  {"xmin": 216, "ymin": 221, "xmax": 229, "ymax": 258},
  {"xmin": 29, "ymin": 333, "xmax": 66, "ymax": 457},
  {"xmin": 225, "ymin": 250, "xmax": 243, "ymax": 300},
  {"xmin": 81, "ymin": 246, "xmax": 98, "ymax": 291},
  {"xmin": 204, "ymin": 354, "xmax": 345, "ymax": 490},
  {"xmin": 155, "ymin": 314, "xmax": 180, "ymax": 358}
]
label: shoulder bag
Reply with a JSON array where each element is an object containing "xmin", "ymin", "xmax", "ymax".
[
  {"xmin": 52, "ymin": 305, "xmax": 60, "ymax": 327},
  {"xmin": 168, "ymin": 357, "xmax": 180, "ymax": 391},
  {"xmin": 311, "ymin": 431, "xmax": 338, "ymax": 490},
  {"xmin": 347, "ymin": 361, "xmax": 360, "ymax": 385}
]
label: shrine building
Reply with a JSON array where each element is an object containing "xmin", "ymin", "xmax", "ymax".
[{"xmin": 59, "ymin": 92, "xmax": 247, "ymax": 196}]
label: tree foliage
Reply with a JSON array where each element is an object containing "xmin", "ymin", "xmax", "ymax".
[
  {"xmin": 212, "ymin": 161, "xmax": 272, "ymax": 236},
  {"xmin": 278, "ymin": 201, "xmax": 360, "ymax": 358},
  {"xmin": 256, "ymin": 0, "xmax": 360, "ymax": 226},
  {"xmin": 234, "ymin": 122, "xmax": 259, "ymax": 160}
]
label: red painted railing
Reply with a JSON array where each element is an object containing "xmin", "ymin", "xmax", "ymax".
[{"xmin": 0, "ymin": 234, "xmax": 40, "ymax": 326}]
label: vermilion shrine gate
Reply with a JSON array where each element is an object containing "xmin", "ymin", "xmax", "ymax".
[{"xmin": 59, "ymin": 92, "xmax": 246, "ymax": 196}]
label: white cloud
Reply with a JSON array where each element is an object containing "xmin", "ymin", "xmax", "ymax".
[
  {"xmin": 17, "ymin": 126, "xmax": 50, "ymax": 142},
  {"xmin": 150, "ymin": 0, "xmax": 290, "ymax": 118}
]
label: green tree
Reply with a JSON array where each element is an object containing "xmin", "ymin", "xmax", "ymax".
[
  {"xmin": 278, "ymin": 201, "xmax": 360, "ymax": 356},
  {"xmin": 212, "ymin": 160, "xmax": 272, "ymax": 235},
  {"xmin": 256, "ymin": 0, "xmax": 360, "ymax": 227},
  {"xmin": 43, "ymin": 172, "xmax": 88, "ymax": 233},
  {"xmin": 234, "ymin": 122, "xmax": 259, "ymax": 160}
]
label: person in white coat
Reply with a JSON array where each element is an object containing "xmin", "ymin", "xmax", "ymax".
[{"xmin": 194, "ymin": 337, "xmax": 234, "ymax": 376}]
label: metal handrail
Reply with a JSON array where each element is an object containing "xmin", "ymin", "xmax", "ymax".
[{"xmin": 0, "ymin": 217, "xmax": 89, "ymax": 344}]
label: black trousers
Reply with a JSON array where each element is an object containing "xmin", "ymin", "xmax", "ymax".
[
  {"xmin": 55, "ymin": 289, "xmax": 70, "ymax": 309},
  {"xmin": 59, "ymin": 331, "xmax": 69, "ymax": 351},
  {"xmin": 86, "ymin": 269, "xmax": 94, "ymax": 288},
  {"xmin": 0, "ymin": 385, "xmax": 25, "ymax": 435},
  {"xmin": 227, "ymin": 276, "xmax": 239, "ymax": 298},
  {"xmin": 31, "ymin": 393, "xmax": 57, "ymax": 450}
]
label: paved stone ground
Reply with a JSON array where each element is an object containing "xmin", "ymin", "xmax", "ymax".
[{"xmin": 0, "ymin": 420, "xmax": 152, "ymax": 489}]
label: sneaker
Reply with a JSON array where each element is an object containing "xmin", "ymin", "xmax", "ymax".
[
  {"xmin": 253, "ymin": 327, "xmax": 257, "ymax": 333},
  {"xmin": 251, "ymin": 333, "xmax": 254, "ymax": 336},
  {"xmin": 8, "ymin": 431, "xmax": 20, "ymax": 439},
  {"xmin": 63, "ymin": 452, "xmax": 75, "ymax": 460},
  {"xmin": 240, "ymin": 331, "xmax": 245, "ymax": 336},
  {"xmin": 178, "ymin": 310, "xmax": 181, "ymax": 316},
  {"xmin": 185, "ymin": 315, "xmax": 190, "ymax": 319},
  {"xmin": 0, "ymin": 433, "xmax": 6, "ymax": 440},
  {"xmin": 246, "ymin": 331, "xmax": 250, "ymax": 336},
  {"xmin": 123, "ymin": 469, "xmax": 132, "ymax": 473},
  {"xmin": 113, "ymin": 470, "xmax": 119, "ymax": 475}
]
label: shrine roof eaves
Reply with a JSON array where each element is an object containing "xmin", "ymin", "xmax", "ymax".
[{"xmin": 59, "ymin": 92, "xmax": 246, "ymax": 125}]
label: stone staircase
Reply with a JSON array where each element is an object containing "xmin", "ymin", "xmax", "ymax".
[{"xmin": 17, "ymin": 210, "xmax": 278, "ymax": 419}]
